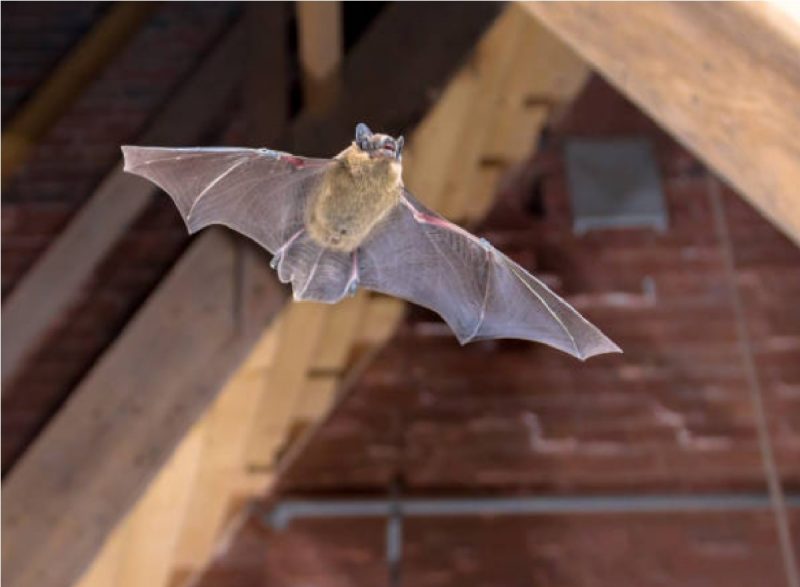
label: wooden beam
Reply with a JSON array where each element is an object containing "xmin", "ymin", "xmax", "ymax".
[
  {"xmin": 523, "ymin": 1, "xmax": 800, "ymax": 246},
  {"xmin": 1, "ymin": 2, "xmax": 157, "ymax": 183},
  {"xmin": 296, "ymin": 1, "xmax": 343, "ymax": 113},
  {"xmin": 2, "ymin": 231, "xmax": 286, "ymax": 587},
  {"xmin": 1, "ymin": 24, "xmax": 246, "ymax": 391}
]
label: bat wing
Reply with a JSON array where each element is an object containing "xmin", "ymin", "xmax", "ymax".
[
  {"xmin": 121, "ymin": 146, "xmax": 332, "ymax": 254},
  {"xmin": 357, "ymin": 189, "xmax": 621, "ymax": 360}
]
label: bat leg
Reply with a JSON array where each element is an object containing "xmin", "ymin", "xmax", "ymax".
[
  {"xmin": 269, "ymin": 228, "xmax": 304, "ymax": 273},
  {"xmin": 345, "ymin": 250, "xmax": 360, "ymax": 297}
]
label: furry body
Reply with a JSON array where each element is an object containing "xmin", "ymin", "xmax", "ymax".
[{"xmin": 306, "ymin": 144, "xmax": 402, "ymax": 252}]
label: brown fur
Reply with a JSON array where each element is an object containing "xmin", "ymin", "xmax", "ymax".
[{"xmin": 307, "ymin": 144, "xmax": 402, "ymax": 252}]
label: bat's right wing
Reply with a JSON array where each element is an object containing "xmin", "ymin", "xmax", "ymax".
[
  {"xmin": 358, "ymin": 189, "xmax": 621, "ymax": 360},
  {"xmin": 121, "ymin": 146, "xmax": 332, "ymax": 254}
]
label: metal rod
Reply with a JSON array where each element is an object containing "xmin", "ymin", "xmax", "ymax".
[{"xmin": 265, "ymin": 493, "xmax": 800, "ymax": 530}]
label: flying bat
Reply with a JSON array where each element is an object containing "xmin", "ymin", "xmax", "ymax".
[{"xmin": 121, "ymin": 123, "xmax": 620, "ymax": 360}]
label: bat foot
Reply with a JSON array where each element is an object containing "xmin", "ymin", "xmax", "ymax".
[
  {"xmin": 344, "ymin": 275, "xmax": 359, "ymax": 297},
  {"xmin": 269, "ymin": 254, "xmax": 280, "ymax": 269}
]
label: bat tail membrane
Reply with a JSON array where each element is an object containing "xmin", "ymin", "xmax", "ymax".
[{"xmin": 272, "ymin": 230, "xmax": 357, "ymax": 304}]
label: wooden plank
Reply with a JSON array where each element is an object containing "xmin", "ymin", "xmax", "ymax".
[
  {"xmin": 311, "ymin": 292, "xmax": 369, "ymax": 372},
  {"xmin": 1, "ymin": 2, "xmax": 156, "ymax": 183},
  {"xmin": 243, "ymin": 301, "xmax": 330, "ymax": 468},
  {"xmin": 2, "ymin": 230, "xmax": 287, "ymax": 587},
  {"xmin": 296, "ymin": 1, "xmax": 343, "ymax": 113},
  {"xmin": 464, "ymin": 7, "xmax": 589, "ymax": 220},
  {"xmin": 112, "ymin": 426, "xmax": 204, "ymax": 587},
  {"xmin": 76, "ymin": 423, "xmax": 205, "ymax": 587},
  {"xmin": 166, "ymin": 367, "xmax": 273, "ymax": 584},
  {"xmin": 523, "ymin": 1, "xmax": 800, "ymax": 245},
  {"xmin": 1, "ymin": 24, "xmax": 247, "ymax": 391},
  {"xmin": 434, "ymin": 7, "xmax": 524, "ymax": 219}
]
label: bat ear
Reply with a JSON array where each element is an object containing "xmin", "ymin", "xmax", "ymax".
[
  {"xmin": 355, "ymin": 123, "xmax": 373, "ymax": 143},
  {"xmin": 396, "ymin": 136, "xmax": 405, "ymax": 155}
]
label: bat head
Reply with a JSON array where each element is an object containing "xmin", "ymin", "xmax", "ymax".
[{"xmin": 354, "ymin": 123, "xmax": 404, "ymax": 161}]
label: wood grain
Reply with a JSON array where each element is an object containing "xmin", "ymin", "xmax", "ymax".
[
  {"xmin": 523, "ymin": 1, "xmax": 800, "ymax": 245},
  {"xmin": 2, "ymin": 231, "xmax": 286, "ymax": 587}
]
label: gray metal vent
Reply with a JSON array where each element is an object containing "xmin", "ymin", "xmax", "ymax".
[{"xmin": 565, "ymin": 138, "xmax": 668, "ymax": 234}]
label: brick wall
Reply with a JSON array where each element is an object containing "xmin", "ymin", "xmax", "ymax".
[{"xmin": 1, "ymin": 2, "xmax": 105, "ymax": 118}]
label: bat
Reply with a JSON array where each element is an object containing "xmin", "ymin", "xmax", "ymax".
[{"xmin": 121, "ymin": 123, "xmax": 621, "ymax": 360}]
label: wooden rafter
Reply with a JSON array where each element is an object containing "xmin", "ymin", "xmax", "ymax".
[
  {"xmin": 523, "ymin": 1, "xmax": 800, "ymax": 246},
  {"xmin": 2, "ymin": 231, "xmax": 287, "ymax": 587},
  {"xmin": 73, "ymin": 6, "xmax": 590, "ymax": 587},
  {"xmin": 1, "ymin": 2, "xmax": 156, "ymax": 183}
]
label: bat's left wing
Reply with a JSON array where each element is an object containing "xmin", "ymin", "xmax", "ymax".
[
  {"xmin": 121, "ymin": 146, "xmax": 332, "ymax": 254},
  {"xmin": 358, "ymin": 189, "xmax": 621, "ymax": 360}
]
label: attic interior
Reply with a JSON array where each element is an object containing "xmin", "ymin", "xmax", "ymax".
[{"xmin": 2, "ymin": 3, "xmax": 800, "ymax": 587}]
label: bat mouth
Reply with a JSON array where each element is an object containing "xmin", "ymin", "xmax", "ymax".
[
  {"xmin": 377, "ymin": 141, "xmax": 397, "ymax": 158},
  {"xmin": 366, "ymin": 138, "xmax": 404, "ymax": 160}
]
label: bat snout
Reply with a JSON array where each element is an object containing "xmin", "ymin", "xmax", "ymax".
[{"xmin": 354, "ymin": 125, "xmax": 404, "ymax": 160}]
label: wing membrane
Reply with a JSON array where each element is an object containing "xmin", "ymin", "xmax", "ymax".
[
  {"xmin": 121, "ymin": 146, "xmax": 331, "ymax": 253},
  {"xmin": 358, "ymin": 189, "xmax": 621, "ymax": 359}
]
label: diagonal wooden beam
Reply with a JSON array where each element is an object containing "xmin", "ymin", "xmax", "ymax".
[
  {"xmin": 1, "ymin": 24, "xmax": 246, "ymax": 392},
  {"xmin": 523, "ymin": 1, "xmax": 800, "ymax": 246},
  {"xmin": 2, "ymin": 231, "xmax": 287, "ymax": 587},
  {"xmin": 1, "ymin": 2, "xmax": 157, "ymax": 183},
  {"xmin": 3, "ymin": 6, "xmax": 501, "ymax": 587}
]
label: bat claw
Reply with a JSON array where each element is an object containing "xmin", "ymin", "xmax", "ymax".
[{"xmin": 346, "ymin": 278, "xmax": 359, "ymax": 297}]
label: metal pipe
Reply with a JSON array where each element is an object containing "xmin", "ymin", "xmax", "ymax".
[{"xmin": 266, "ymin": 493, "xmax": 800, "ymax": 530}]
